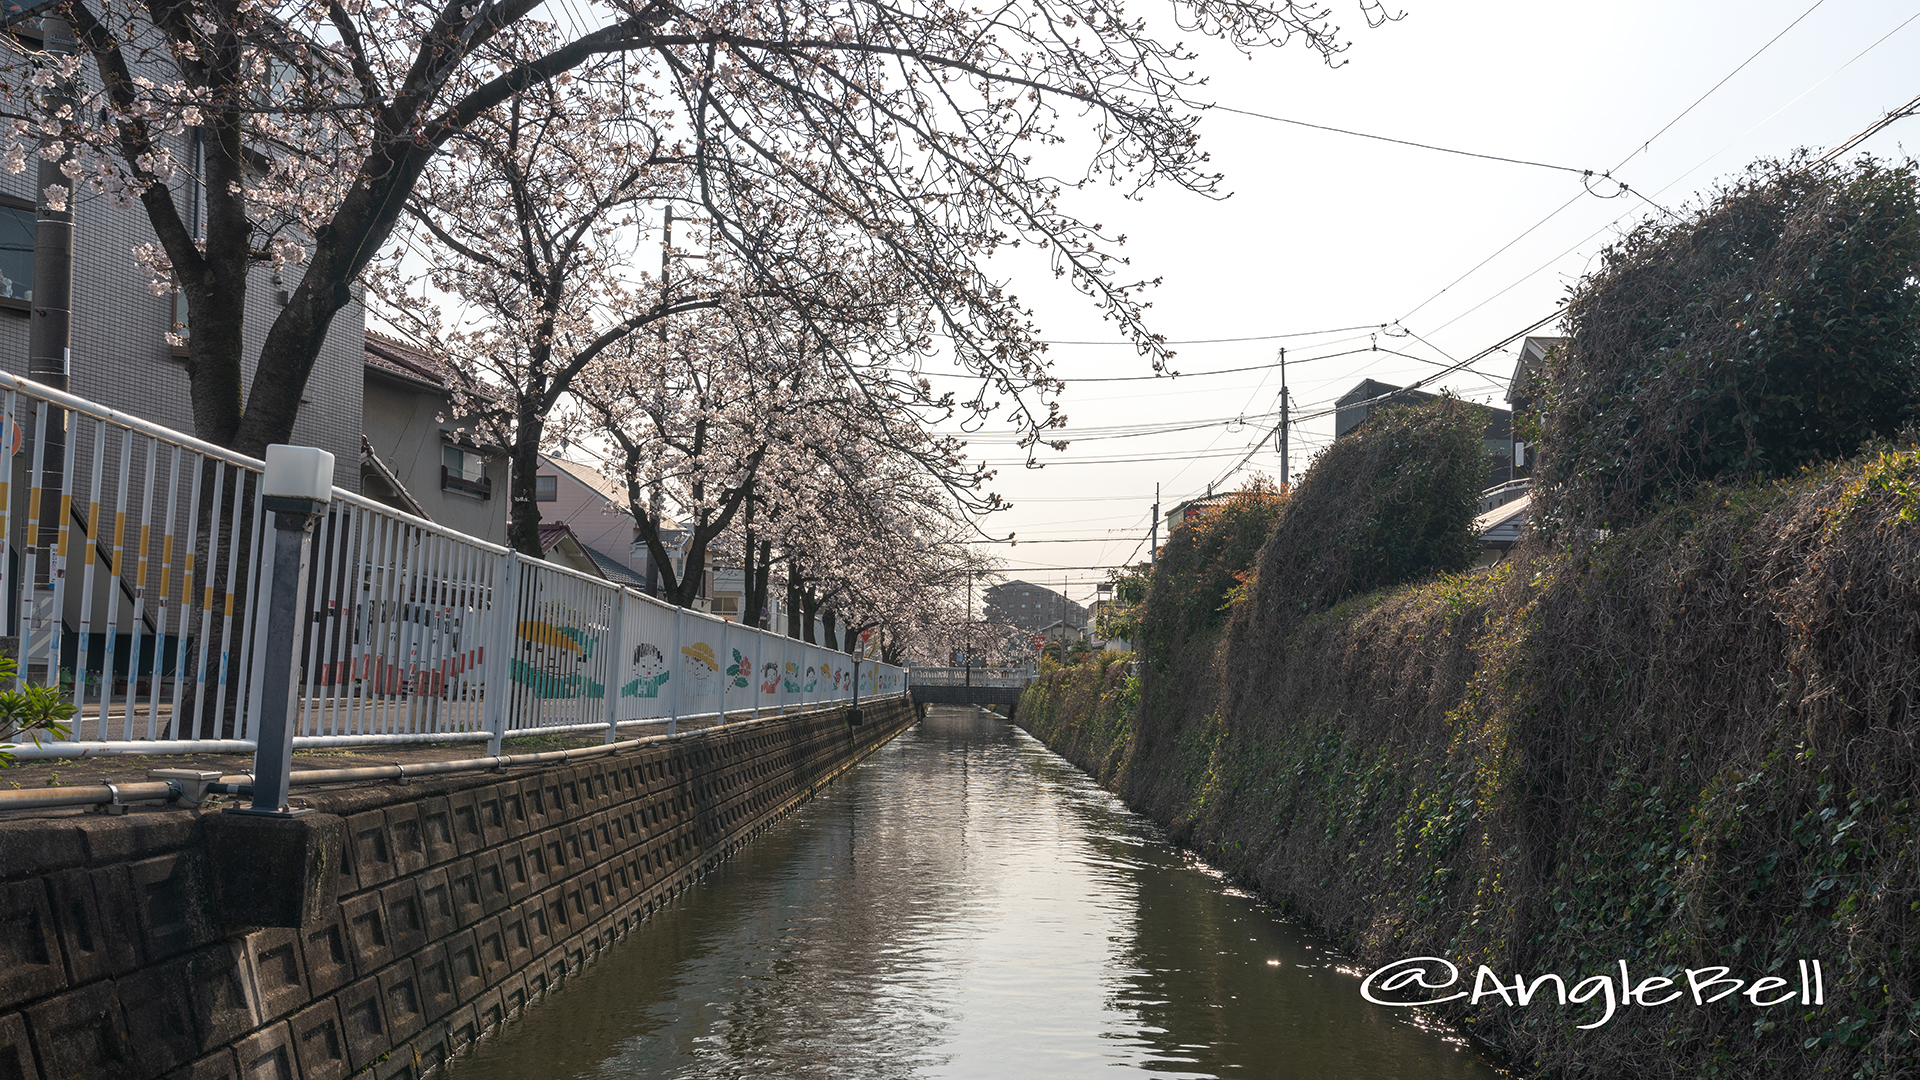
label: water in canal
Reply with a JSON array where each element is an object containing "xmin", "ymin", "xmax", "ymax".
[{"xmin": 453, "ymin": 706, "xmax": 1504, "ymax": 1079}]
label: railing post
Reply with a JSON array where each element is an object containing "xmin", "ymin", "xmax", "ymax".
[
  {"xmin": 480, "ymin": 551, "xmax": 521, "ymax": 756},
  {"xmin": 603, "ymin": 588, "xmax": 627, "ymax": 744},
  {"xmin": 235, "ymin": 446, "xmax": 332, "ymax": 817},
  {"xmin": 668, "ymin": 603, "xmax": 684, "ymax": 735}
]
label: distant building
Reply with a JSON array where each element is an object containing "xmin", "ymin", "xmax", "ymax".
[
  {"xmin": 1164, "ymin": 492, "xmax": 1234, "ymax": 532},
  {"xmin": 984, "ymin": 580, "xmax": 1087, "ymax": 634}
]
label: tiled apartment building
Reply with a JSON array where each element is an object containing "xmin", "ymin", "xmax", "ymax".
[{"xmin": 0, "ymin": 21, "xmax": 365, "ymax": 488}]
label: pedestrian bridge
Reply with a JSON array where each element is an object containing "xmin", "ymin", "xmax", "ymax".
[{"xmin": 909, "ymin": 667, "xmax": 1033, "ymax": 711}]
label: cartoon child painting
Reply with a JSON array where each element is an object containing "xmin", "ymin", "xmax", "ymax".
[
  {"xmin": 760, "ymin": 662, "xmax": 780, "ymax": 694},
  {"xmin": 804, "ymin": 666, "xmax": 818, "ymax": 692},
  {"xmin": 783, "ymin": 661, "xmax": 802, "ymax": 693},
  {"xmin": 621, "ymin": 642, "xmax": 670, "ymax": 698},
  {"xmin": 682, "ymin": 641, "xmax": 718, "ymax": 696}
]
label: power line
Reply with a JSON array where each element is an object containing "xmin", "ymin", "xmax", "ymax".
[
  {"xmin": 1209, "ymin": 105, "xmax": 1597, "ymax": 176},
  {"xmin": 1611, "ymin": 0, "xmax": 1831, "ymax": 173},
  {"xmin": 1023, "ymin": 323, "xmax": 1385, "ymax": 346},
  {"xmin": 1399, "ymin": 1, "xmax": 1835, "ymax": 332},
  {"xmin": 1815, "ymin": 89, "xmax": 1920, "ymax": 166}
]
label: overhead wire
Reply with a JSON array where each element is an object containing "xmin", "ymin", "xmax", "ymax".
[
  {"xmin": 1610, "ymin": 0, "xmax": 1832, "ymax": 173},
  {"xmin": 974, "ymin": 3, "xmax": 1887, "ymax": 567}
]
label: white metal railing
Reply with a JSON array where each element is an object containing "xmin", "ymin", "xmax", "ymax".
[
  {"xmin": 0, "ymin": 371, "xmax": 906, "ymax": 759},
  {"xmin": 908, "ymin": 666, "xmax": 1034, "ymax": 687}
]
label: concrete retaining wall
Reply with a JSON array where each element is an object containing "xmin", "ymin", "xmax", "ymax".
[{"xmin": 0, "ymin": 697, "xmax": 917, "ymax": 1080}]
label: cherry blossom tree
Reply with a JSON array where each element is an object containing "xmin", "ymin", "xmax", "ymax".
[{"xmin": 0, "ymin": 0, "xmax": 1379, "ymax": 454}]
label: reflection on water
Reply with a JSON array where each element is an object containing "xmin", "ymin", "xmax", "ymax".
[{"xmin": 452, "ymin": 706, "xmax": 1504, "ymax": 1079}]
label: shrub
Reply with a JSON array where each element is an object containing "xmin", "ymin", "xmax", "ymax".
[
  {"xmin": 1137, "ymin": 480, "xmax": 1288, "ymax": 672},
  {"xmin": 1537, "ymin": 155, "xmax": 1920, "ymax": 532},
  {"xmin": 1252, "ymin": 398, "xmax": 1486, "ymax": 619}
]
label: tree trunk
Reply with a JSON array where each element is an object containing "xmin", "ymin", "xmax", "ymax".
[
  {"xmin": 787, "ymin": 558, "xmax": 803, "ymax": 639},
  {"xmin": 507, "ymin": 399, "xmax": 546, "ymax": 557},
  {"xmin": 819, "ymin": 608, "xmax": 835, "ymax": 650},
  {"xmin": 747, "ymin": 539, "xmax": 772, "ymax": 630},
  {"xmin": 740, "ymin": 498, "xmax": 755, "ymax": 625}
]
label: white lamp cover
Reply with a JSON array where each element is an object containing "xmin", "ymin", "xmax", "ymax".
[{"xmin": 262, "ymin": 444, "xmax": 336, "ymax": 503}]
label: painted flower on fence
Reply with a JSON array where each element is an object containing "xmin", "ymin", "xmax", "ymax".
[
  {"xmin": 621, "ymin": 642, "xmax": 670, "ymax": 698},
  {"xmin": 727, "ymin": 649, "xmax": 752, "ymax": 689}
]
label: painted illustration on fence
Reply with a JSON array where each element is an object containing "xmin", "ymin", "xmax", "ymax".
[
  {"xmin": 804, "ymin": 665, "xmax": 818, "ymax": 692},
  {"xmin": 783, "ymin": 661, "xmax": 802, "ymax": 693},
  {"xmin": 511, "ymin": 618, "xmax": 605, "ymax": 699},
  {"xmin": 727, "ymin": 648, "xmax": 752, "ymax": 690},
  {"xmin": 760, "ymin": 662, "xmax": 780, "ymax": 694},
  {"xmin": 621, "ymin": 642, "xmax": 670, "ymax": 698},
  {"xmin": 682, "ymin": 641, "xmax": 718, "ymax": 697}
]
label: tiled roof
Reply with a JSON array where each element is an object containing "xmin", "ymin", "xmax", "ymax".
[
  {"xmin": 537, "ymin": 520, "xmax": 574, "ymax": 552},
  {"xmin": 364, "ymin": 331, "xmax": 448, "ymax": 387},
  {"xmin": 581, "ymin": 542, "xmax": 651, "ymax": 589}
]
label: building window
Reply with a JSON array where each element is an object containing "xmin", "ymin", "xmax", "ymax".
[
  {"xmin": 535, "ymin": 474, "xmax": 557, "ymax": 502},
  {"xmin": 441, "ymin": 443, "xmax": 492, "ymax": 500},
  {"xmin": 169, "ymin": 286, "xmax": 190, "ymax": 355},
  {"xmin": 0, "ymin": 196, "xmax": 33, "ymax": 310}
]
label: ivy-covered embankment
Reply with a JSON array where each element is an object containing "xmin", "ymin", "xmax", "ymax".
[{"xmin": 1022, "ymin": 447, "xmax": 1920, "ymax": 1079}]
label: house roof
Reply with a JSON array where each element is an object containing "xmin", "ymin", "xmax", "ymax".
[
  {"xmin": 537, "ymin": 520, "xmax": 574, "ymax": 552},
  {"xmin": 536, "ymin": 521, "xmax": 611, "ymax": 580},
  {"xmin": 364, "ymin": 331, "xmax": 450, "ymax": 388},
  {"xmin": 1507, "ymin": 336, "xmax": 1566, "ymax": 409},
  {"xmin": 358, "ymin": 436, "xmax": 431, "ymax": 520},
  {"xmin": 581, "ymin": 542, "xmax": 650, "ymax": 590}
]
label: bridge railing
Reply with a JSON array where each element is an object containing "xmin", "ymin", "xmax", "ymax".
[
  {"xmin": 0, "ymin": 370, "xmax": 905, "ymax": 759},
  {"xmin": 909, "ymin": 666, "xmax": 1034, "ymax": 688}
]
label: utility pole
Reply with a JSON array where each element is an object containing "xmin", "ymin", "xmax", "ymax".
[
  {"xmin": 1149, "ymin": 483, "xmax": 1159, "ymax": 567},
  {"xmin": 964, "ymin": 569, "xmax": 972, "ymax": 686},
  {"xmin": 1276, "ymin": 348, "xmax": 1290, "ymax": 492}
]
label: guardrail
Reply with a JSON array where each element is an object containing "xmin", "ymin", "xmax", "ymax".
[
  {"xmin": 0, "ymin": 370, "xmax": 904, "ymax": 760},
  {"xmin": 908, "ymin": 666, "xmax": 1034, "ymax": 687}
]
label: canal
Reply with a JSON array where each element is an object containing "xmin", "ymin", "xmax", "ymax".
[{"xmin": 452, "ymin": 705, "xmax": 1504, "ymax": 1079}]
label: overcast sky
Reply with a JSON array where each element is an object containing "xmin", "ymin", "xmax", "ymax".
[{"xmin": 953, "ymin": 0, "xmax": 1919, "ymax": 604}]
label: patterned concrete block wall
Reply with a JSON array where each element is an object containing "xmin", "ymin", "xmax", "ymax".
[{"xmin": 0, "ymin": 697, "xmax": 917, "ymax": 1080}]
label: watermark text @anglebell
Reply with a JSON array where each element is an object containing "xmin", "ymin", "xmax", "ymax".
[{"xmin": 1360, "ymin": 957, "xmax": 1826, "ymax": 1030}]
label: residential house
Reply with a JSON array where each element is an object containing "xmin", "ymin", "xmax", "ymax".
[
  {"xmin": 360, "ymin": 333, "xmax": 509, "ymax": 544},
  {"xmin": 0, "ymin": 22, "xmax": 364, "ymax": 674},
  {"xmin": 1503, "ymin": 335, "xmax": 1564, "ymax": 480},
  {"xmin": 1468, "ymin": 335, "xmax": 1566, "ymax": 566},
  {"xmin": 1163, "ymin": 491, "xmax": 1233, "ymax": 532},
  {"xmin": 1333, "ymin": 379, "xmax": 1518, "ymax": 490},
  {"xmin": 535, "ymin": 521, "xmax": 620, "ymax": 581},
  {"xmin": 534, "ymin": 453, "xmax": 689, "ymax": 592}
]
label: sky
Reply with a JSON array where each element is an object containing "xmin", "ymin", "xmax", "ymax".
[{"xmin": 947, "ymin": 0, "xmax": 1920, "ymax": 606}]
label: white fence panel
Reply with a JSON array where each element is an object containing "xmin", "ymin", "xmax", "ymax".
[{"xmin": 0, "ymin": 370, "xmax": 907, "ymax": 760}]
